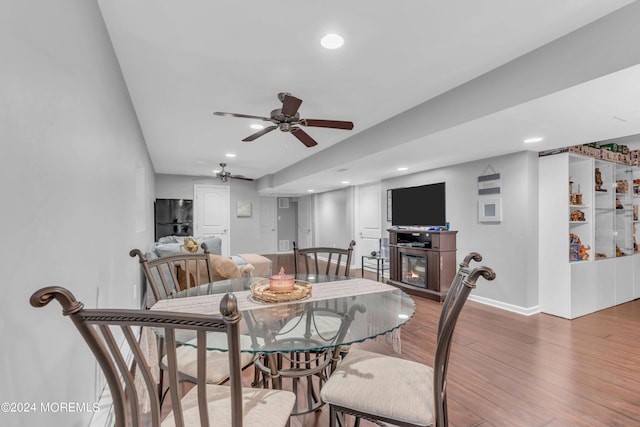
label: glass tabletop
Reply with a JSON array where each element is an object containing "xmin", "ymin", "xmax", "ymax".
[{"xmin": 154, "ymin": 274, "xmax": 416, "ymax": 354}]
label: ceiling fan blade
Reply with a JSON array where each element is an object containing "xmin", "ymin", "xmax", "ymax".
[
  {"xmin": 242, "ymin": 125, "xmax": 277, "ymax": 142},
  {"xmin": 290, "ymin": 127, "xmax": 318, "ymax": 147},
  {"xmin": 213, "ymin": 112, "xmax": 272, "ymax": 121},
  {"xmin": 302, "ymin": 119, "xmax": 354, "ymax": 130},
  {"xmin": 231, "ymin": 175, "xmax": 254, "ymax": 181},
  {"xmin": 281, "ymin": 94, "xmax": 303, "ymax": 117}
]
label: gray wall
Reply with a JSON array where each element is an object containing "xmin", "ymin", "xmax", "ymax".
[
  {"xmin": 381, "ymin": 151, "xmax": 539, "ymax": 311},
  {"xmin": 313, "ymin": 188, "xmax": 356, "ymax": 249},
  {"xmin": 155, "ymin": 174, "xmax": 262, "ymax": 254},
  {"xmin": 1, "ymin": 1, "xmax": 155, "ymax": 426}
]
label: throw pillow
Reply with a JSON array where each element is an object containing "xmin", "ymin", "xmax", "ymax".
[
  {"xmin": 155, "ymin": 243, "xmax": 183, "ymax": 257},
  {"xmin": 181, "ymin": 237, "xmax": 199, "ymax": 253},
  {"xmin": 176, "ymin": 264, "xmax": 196, "ymax": 291},
  {"xmin": 210, "ymin": 254, "xmax": 241, "ymax": 282},
  {"xmin": 201, "ymin": 236, "xmax": 222, "ymax": 255}
]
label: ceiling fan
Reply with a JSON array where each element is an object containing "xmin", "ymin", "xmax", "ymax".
[
  {"xmin": 215, "ymin": 163, "xmax": 253, "ymax": 182},
  {"xmin": 194, "ymin": 163, "xmax": 253, "ymax": 182},
  {"xmin": 213, "ymin": 92, "xmax": 354, "ymax": 147}
]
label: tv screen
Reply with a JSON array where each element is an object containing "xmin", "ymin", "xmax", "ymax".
[{"xmin": 391, "ymin": 182, "xmax": 446, "ymax": 227}]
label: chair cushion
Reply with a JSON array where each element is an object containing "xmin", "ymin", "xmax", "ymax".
[
  {"xmin": 320, "ymin": 348, "xmax": 435, "ymax": 426},
  {"xmin": 162, "ymin": 336, "xmax": 255, "ymax": 384},
  {"xmin": 161, "ymin": 384, "xmax": 295, "ymax": 427}
]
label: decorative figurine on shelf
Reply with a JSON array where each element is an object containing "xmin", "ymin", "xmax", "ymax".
[
  {"xmin": 569, "ymin": 233, "xmax": 590, "ymax": 261},
  {"xmin": 574, "ymin": 184, "xmax": 583, "ymax": 205},
  {"xmin": 579, "ymin": 244, "xmax": 591, "ymax": 261},
  {"xmin": 616, "ymin": 198, "xmax": 623, "ymax": 209},
  {"xmin": 595, "ymin": 167, "xmax": 604, "ymax": 191},
  {"xmin": 570, "ymin": 210, "xmax": 586, "ymax": 222},
  {"xmin": 616, "ymin": 245, "xmax": 625, "ymax": 257},
  {"xmin": 616, "ymin": 179, "xmax": 629, "ymax": 194},
  {"xmin": 569, "ymin": 178, "xmax": 574, "ymax": 204}
]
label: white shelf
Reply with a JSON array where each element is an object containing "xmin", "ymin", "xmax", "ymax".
[{"xmin": 539, "ymin": 152, "xmax": 639, "ymax": 319}]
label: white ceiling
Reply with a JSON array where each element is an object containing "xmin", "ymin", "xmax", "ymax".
[{"xmin": 97, "ymin": 0, "xmax": 640, "ymax": 195}]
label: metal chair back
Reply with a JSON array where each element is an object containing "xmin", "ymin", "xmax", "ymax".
[
  {"xmin": 433, "ymin": 262, "xmax": 495, "ymax": 426},
  {"xmin": 130, "ymin": 244, "xmax": 214, "ymax": 306},
  {"xmin": 293, "ymin": 240, "xmax": 356, "ymax": 276},
  {"xmin": 30, "ymin": 287, "xmax": 244, "ymax": 427}
]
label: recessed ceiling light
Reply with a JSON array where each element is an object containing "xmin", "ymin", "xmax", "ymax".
[
  {"xmin": 212, "ymin": 169, "xmax": 220, "ymax": 174},
  {"xmin": 341, "ymin": 181, "xmax": 350, "ymax": 185},
  {"xmin": 307, "ymin": 189, "xmax": 314, "ymax": 193},
  {"xmin": 321, "ymin": 33, "xmax": 344, "ymax": 50},
  {"xmin": 225, "ymin": 153, "xmax": 236, "ymax": 158},
  {"xmin": 250, "ymin": 124, "xmax": 264, "ymax": 130},
  {"xmin": 524, "ymin": 137, "xmax": 544, "ymax": 144},
  {"xmin": 397, "ymin": 167, "xmax": 408, "ymax": 171}
]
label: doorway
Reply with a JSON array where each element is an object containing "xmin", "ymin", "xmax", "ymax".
[{"xmin": 193, "ymin": 185, "xmax": 230, "ymax": 256}]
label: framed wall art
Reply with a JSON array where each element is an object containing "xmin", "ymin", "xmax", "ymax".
[
  {"xmin": 478, "ymin": 197, "xmax": 502, "ymax": 223},
  {"xmin": 236, "ymin": 201, "xmax": 252, "ymax": 217}
]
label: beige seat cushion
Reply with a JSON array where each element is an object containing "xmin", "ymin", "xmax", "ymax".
[
  {"xmin": 162, "ymin": 335, "xmax": 255, "ymax": 384},
  {"xmin": 161, "ymin": 384, "xmax": 295, "ymax": 427},
  {"xmin": 320, "ymin": 348, "xmax": 435, "ymax": 426}
]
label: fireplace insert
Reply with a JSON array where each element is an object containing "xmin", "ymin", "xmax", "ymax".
[{"xmin": 400, "ymin": 253, "xmax": 427, "ymax": 288}]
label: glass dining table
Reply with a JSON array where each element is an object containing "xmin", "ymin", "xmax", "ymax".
[{"xmin": 151, "ymin": 274, "xmax": 416, "ymax": 415}]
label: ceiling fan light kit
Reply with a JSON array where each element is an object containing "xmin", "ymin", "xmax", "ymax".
[{"xmin": 213, "ymin": 92, "xmax": 354, "ymax": 148}]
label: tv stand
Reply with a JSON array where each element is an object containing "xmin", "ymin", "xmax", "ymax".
[{"xmin": 388, "ymin": 228, "xmax": 457, "ymax": 302}]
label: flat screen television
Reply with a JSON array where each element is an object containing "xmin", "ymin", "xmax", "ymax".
[{"xmin": 391, "ymin": 182, "xmax": 446, "ymax": 227}]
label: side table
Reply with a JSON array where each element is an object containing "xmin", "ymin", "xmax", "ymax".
[{"xmin": 361, "ymin": 255, "xmax": 388, "ymax": 282}]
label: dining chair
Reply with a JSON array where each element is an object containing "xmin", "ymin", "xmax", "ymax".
[
  {"xmin": 129, "ymin": 246, "xmax": 215, "ymax": 306},
  {"xmin": 30, "ymin": 287, "xmax": 296, "ymax": 427},
  {"xmin": 129, "ymin": 245, "xmax": 254, "ymax": 398},
  {"xmin": 293, "ymin": 240, "xmax": 356, "ymax": 276},
  {"xmin": 320, "ymin": 252, "xmax": 495, "ymax": 427}
]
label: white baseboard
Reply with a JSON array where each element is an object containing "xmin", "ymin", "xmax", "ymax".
[{"xmin": 468, "ymin": 294, "xmax": 540, "ymax": 316}]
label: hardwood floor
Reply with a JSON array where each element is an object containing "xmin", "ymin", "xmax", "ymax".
[{"xmin": 258, "ymin": 254, "xmax": 640, "ymax": 426}]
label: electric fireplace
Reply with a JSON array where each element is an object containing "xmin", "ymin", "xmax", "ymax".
[
  {"xmin": 388, "ymin": 229, "xmax": 458, "ymax": 302},
  {"xmin": 401, "ymin": 253, "xmax": 428, "ymax": 288}
]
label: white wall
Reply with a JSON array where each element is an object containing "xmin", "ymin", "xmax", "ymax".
[
  {"xmin": 0, "ymin": 1, "xmax": 155, "ymax": 426},
  {"xmin": 381, "ymin": 151, "xmax": 539, "ymax": 312}
]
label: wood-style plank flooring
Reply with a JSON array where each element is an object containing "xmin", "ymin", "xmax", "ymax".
[{"xmin": 261, "ymin": 254, "xmax": 640, "ymax": 426}]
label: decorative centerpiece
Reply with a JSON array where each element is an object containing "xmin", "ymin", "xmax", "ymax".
[
  {"xmin": 250, "ymin": 268, "xmax": 311, "ymax": 303},
  {"xmin": 269, "ymin": 267, "xmax": 295, "ymax": 292}
]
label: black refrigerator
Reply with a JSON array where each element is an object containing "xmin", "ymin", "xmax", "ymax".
[{"xmin": 154, "ymin": 198, "xmax": 193, "ymax": 240}]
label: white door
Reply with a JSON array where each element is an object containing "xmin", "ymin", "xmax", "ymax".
[
  {"xmin": 297, "ymin": 195, "xmax": 313, "ymax": 249},
  {"xmin": 194, "ymin": 185, "xmax": 230, "ymax": 256},
  {"xmin": 259, "ymin": 197, "xmax": 277, "ymax": 254},
  {"xmin": 355, "ymin": 183, "xmax": 382, "ymax": 264}
]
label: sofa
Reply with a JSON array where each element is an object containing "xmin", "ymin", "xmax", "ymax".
[{"xmin": 147, "ymin": 235, "xmax": 272, "ymax": 278}]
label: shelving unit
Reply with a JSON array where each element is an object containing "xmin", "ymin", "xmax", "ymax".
[{"xmin": 539, "ymin": 152, "xmax": 638, "ymax": 319}]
